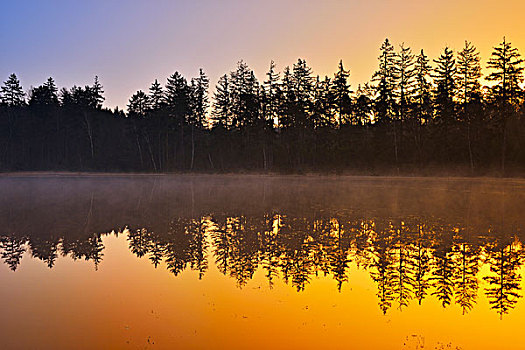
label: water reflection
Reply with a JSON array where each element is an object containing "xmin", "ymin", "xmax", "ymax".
[{"xmin": 2, "ymin": 212, "xmax": 523, "ymax": 317}]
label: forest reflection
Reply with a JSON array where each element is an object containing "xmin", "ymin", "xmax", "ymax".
[{"xmin": 2, "ymin": 213, "xmax": 523, "ymax": 318}]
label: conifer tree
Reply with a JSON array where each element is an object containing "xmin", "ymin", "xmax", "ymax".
[
  {"xmin": 457, "ymin": 41, "xmax": 482, "ymax": 172},
  {"xmin": 29, "ymin": 79, "xmax": 59, "ymax": 106},
  {"xmin": 291, "ymin": 58, "xmax": 315, "ymax": 128},
  {"xmin": 432, "ymin": 47, "xmax": 457, "ymax": 125},
  {"xmin": 354, "ymin": 84, "xmax": 373, "ymax": 125},
  {"xmin": 396, "ymin": 43, "xmax": 416, "ymax": 122},
  {"xmin": 190, "ymin": 68, "xmax": 209, "ymax": 128},
  {"xmin": 486, "ymin": 37, "xmax": 524, "ymax": 174},
  {"xmin": 372, "ymin": 38, "xmax": 398, "ymax": 123},
  {"xmin": 128, "ymin": 90, "xmax": 149, "ymax": 117},
  {"xmin": 263, "ymin": 60, "xmax": 280, "ymax": 127},
  {"xmin": 91, "ymin": 76, "xmax": 105, "ymax": 108},
  {"xmin": 487, "ymin": 37, "xmax": 524, "ymax": 105},
  {"xmin": 148, "ymin": 79, "xmax": 165, "ymax": 111},
  {"xmin": 414, "ymin": 50, "xmax": 432, "ymax": 125},
  {"xmin": 457, "ymin": 41, "xmax": 482, "ymax": 107},
  {"xmin": 331, "ymin": 60, "xmax": 352, "ymax": 126},
  {"xmin": 165, "ymin": 71, "xmax": 191, "ymax": 124},
  {"xmin": 212, "ymin": 74, "xmax": 231, "ymax": 128},
  {"xmin": 1, "ymin": 73, "xmax": 25, "ymax": 106}
]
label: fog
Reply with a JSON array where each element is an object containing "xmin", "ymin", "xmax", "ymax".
[{"xmin": 1, "ymin": 174, "xmax": 524, "ymax": 238}]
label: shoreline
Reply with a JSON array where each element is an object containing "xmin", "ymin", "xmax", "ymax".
[{"xmin": 2, "ymin": 170, "xmax": 525, "ymax": 183}]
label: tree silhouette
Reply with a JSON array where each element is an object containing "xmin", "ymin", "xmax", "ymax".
[
  {"xmin": 1, "ymin": 74, "xmax": 25, "ymax": 106},
  {"xmin": 457, "ymin": 41, "xmax": 482, "ymax": 172},
  {"xmin": 483, "ymin": 239, "xmax": 523, "ymax": 318},
  {"xmin": 0, "ymin": 236, "xmax": 26, "ymax": 271},
  {"xmin": 2, "ymin": 38, "xmax": 525, "ymax": 174},
  {"xmin": 452, "ymin": 240, "xmax": 480, "ymax": 314},
  {"xmin": 486, "ymin": 37, "xmax": 524, "ymax": 174},
  {"xmin": 331, "ymin": 60, "xmax": 352, "ymax": 126}
]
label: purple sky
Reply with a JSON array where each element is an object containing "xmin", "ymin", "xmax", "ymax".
[{"xmin": 2, "ymin": 0, "xmax": 525, "ymax": 109}]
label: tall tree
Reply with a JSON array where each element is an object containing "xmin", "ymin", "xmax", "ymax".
[
  {"xmin": 148, "ymin": 79, "xmax": 165, "ymax": 111},
  {"xmin": 331, "ymin": 60, "xmax": 352, "ymax": 126},
  {"xmin": 212, "ymin": 74, "xmax": 231, "ymax": 128},
  {"xmin": 1, "ymin": 73, "xmax": 25, "ymax": 106},
  {"xmin": 432, "ymin": 47, "xmax": 457, "ymax": 125},
  {"xmin": 486, "ymin": 37, "xmax": 524, "ymax": 174},
  {"xmin": 372, "ymin": 38, "xmax": 398, "ymax": 124},
  {"xmin": 189, "ymin": 69, "xmax": 209, "ymax": 169},
  {"xmin": 263, "ymin": 60, "xmax": 281, "ymax": 128},
  {"xmin": 396, "ymin": 43, "xmax": 416, "ymax": 122},
  {"xmin": 457, "ymin": 41, "xmax": 482, "ymax": 107},
  {"xmin": 91, "ymin": 76, "xmax": 105, "ymax": 108},
  {"xmin": 128, "ymin": 90, "xmax": 149, "ymax": 117},
  {"xmin": 457, "ymin": 41, "xmax": 482, "ymax": 172}
]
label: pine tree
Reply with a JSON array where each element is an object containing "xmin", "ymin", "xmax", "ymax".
[
  {"xmin": 312, "ymin": 76, "xmax": 334, "ymax": 128},
  {"xmin": 165, "ymin": 71, "xmax": 191, "ymax": 124},
  {"xmin": 148, "ymin": 79, "xmax": 165, "ymax": 111},
  {"xmin": 263, "ymin": 60, "xmax": 281, "ymax": 127},
  {"xmin": 291, "ymin": 58, "xmax": 315, "ymax": 128},
  {"xmin": 487, "ymin": 37, "xmax": 524, "ymax": 105},
  {"xmin": 354, "ymin": 84, "xmax": 374, "ymax": 125},
  {"xmin": 1, "ymin": 73, "xmax": 25, "ymax": 106},
  {"xmin": 457, "ymin": 41, "xmax": 482, "ymax": 172},
  {"xmin": 457, "ymin": 41, "xmax": 482, "ymax": 107},
  {"xmin": 486, "ymin": 37, "xmax": 524, "ymax": 174},
  {"xmin": 229, "ymin": 60, "xmax": 260, "ymax": 128},
  {"xmin": 190, "ymin": 68, "xmax": 209, "ymax": 128},
  {"xmin": 396, "ymin": 43, "xmax": 416, "ymax": 122},
  {"xmin": 91, "ymin": 76, "xmax": 105, "ymax": 108},
  {"xmin": 433, "ymin": 47, "xmax": 457, "ymax": 125},
  {"xmin": 372, "ymin": 38, "xmax": 398, "ymax": 124},
  {"xmin": 212, "ymin": 74, "xmax": 231, "ymax": 128},
  {"xmin": 127, "ymin": 90, "xmax": 149, "ymax": 117},
  {"xmin": 414, "ymin": 50, "xmax": 432, "ymax": 125},
  {"xmin": 331, "ymin": 60, "xmax": 352, "ymax": 126}
]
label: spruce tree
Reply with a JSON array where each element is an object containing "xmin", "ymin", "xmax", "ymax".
[
  {"xmin": 457, "ymin": 41, "xmax": 482, "ymax": 107},
  {"xmin": 414, "ymin": 49, "xmax": 432, "ymax": 125},
  {"xmin": 212, "ymin": 74, "xmax": 231, "ymax": 128},
  {"xmin": 148, "ymin": 79, "xmax": 165, "ymax": 111},
  {"xmin": 486, "ymin": 37, "xmax": 524, "ymax": 174},
  {"xmin": 1, "ymin": 73, "xmax": 25, "ymax": 106},
  {"xmin": 487, "ymin": 37, "xmax": 524, "ymax": 105},
  {"xmin": 396, "ymin": 43, "xmax": 416, "ymax": 122},
  {"xmin": 457, "ymin": 41, "xmax": 482, "ymax": 172},
  {"xmin": 127, "ymin": 90, "xmax": 149, "ymax": 117},
  {"xmin": 331, "ymin": 60, "xmax": 352, "ymax": 126},
  {"xmin": 190, "ymin": 68, "xmax": 209, "ymax": 128},
  {"xmin": 263, "ymin": 60, "xmax": 280, "ymax": 127},
  {"xmin": 91, "ymin": 76, "xmax": 105, "ymax": 108},
  {"xmin": 372, "ymin": 38, "xmax": 398, "ymax": 123},
  {"xmin": 432, "ymin": 47, "xmax": 457, "ymax": 125},
  {"xmin": 165, "ymin": 71, "xmax": 191, "ymax": 124}
]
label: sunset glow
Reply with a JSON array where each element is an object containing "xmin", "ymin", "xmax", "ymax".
[{"xmin": 3, "ymin": 0, "xmax": 525, "ymax": 109}]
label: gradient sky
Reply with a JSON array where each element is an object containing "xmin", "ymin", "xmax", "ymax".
[{"xmin": 2, "ymin": 0, "xmax": 525, "ymax": 109}]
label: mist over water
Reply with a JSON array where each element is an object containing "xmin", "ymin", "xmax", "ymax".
[{"xmin": 1, "ymin": 175, "xmax": 525, "ymax": 349}]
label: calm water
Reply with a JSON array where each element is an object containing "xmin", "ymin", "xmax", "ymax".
[{"xmin": 1, "ymin": 175, "xmax": 525, "ymax": 349}]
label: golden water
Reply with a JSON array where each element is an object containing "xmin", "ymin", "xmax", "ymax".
[{"xmin": 1, "ymin": 175, "xmax": 524, "ymax": 349}]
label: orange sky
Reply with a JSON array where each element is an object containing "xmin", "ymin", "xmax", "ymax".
[{"xmin": 2, "ymin": 0, "xmax": 525, "ymax": 108}]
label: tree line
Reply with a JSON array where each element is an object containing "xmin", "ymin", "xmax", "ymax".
[
  {"xmin": 1, "ymin": 37, "xmax": 525, "ymax": 174},
  {"xmin": 2, "ymin": 213, "xmax": 523, "ymax": 317}
]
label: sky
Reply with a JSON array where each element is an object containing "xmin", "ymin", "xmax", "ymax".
[{"xmin": 2, "ymin": 0, "xmax": 525, "ymax": 110}]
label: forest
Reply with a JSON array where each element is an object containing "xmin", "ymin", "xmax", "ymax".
[{"xmin": 1, "ymin": 37, "xmax": 525, "ymax": 174}]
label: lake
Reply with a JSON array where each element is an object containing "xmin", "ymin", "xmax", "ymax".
[{"xmin": 1, "ymin": 174, "xmax": 525, "ymax": 349}]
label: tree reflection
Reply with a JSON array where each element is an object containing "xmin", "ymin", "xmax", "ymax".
[
  {"xmin": 2, "ymin": 212, "xmax": 525, "ymax": 316},
  {"xmin": 483, "ymin": 237, "xmax": 523, "ymax": 318}
]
